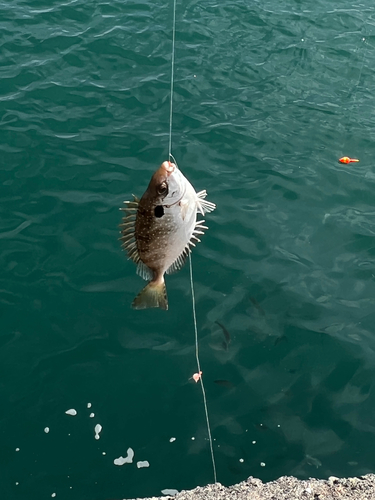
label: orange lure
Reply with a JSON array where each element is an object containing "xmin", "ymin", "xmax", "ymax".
[{"xmin": 339, "ymin": 157, "xmax": 359, "ymax": 164}]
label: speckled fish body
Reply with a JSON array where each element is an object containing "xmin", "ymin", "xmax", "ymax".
[{"xmin": 120, "ymin": 161, "xmax": 215, "ymax": 310}]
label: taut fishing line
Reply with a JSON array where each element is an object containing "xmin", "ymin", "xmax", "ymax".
[{"xmin": 167, "ymin": 0, "xmax": 217, "ymax": 484}]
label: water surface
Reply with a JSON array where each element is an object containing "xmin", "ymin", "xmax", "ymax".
[{"xmin": 1, "ymin": 0, "xmax": 375, "ymax": 498}]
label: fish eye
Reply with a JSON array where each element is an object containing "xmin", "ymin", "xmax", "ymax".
[{"xmin": 157, "ymin": 182, "xmax": 168, "ymax": 196}]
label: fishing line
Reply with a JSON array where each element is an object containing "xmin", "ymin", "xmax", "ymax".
[
  {"xmin": 168, "ymin": 0, "xmax": 177, "ymax": 159},
  {"xmin": 167, "ymin": 0, "xmax": 217, "ymax": 484},
  {"xmin": 189, "ymin": 253, "xmax": 217, "ymax": 484}
]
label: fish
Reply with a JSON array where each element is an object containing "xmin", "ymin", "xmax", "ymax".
[
  {"xmin": 274, "ymin": 335, "xmax": 288, "ymax": 346},
  {"xmin": 214, "ymin": 379, "xmax": 234, "ymax": 389},
  {"xmin": 215, "ymin": 321, "xmax": 231, "ymax": 347},
  {"xmin": 249, "ymin": 297, "xmax": 265, "ymax": 316},
  {"xmin": 120, "ymin": 160, "xmax": 215, "ymax": 310}
]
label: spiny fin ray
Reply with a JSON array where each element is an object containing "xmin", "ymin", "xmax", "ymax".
[
  {"xmin": 119, "ymin": 195, "xmax": 140, "ymax": 264},
  {"xmin": 196, "ymin": 190, "xmax": 216, "ymax": 215}
]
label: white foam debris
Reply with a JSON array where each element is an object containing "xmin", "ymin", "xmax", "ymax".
[
  {"xmin": 137, "ymin": 461, "xmax": 150, "ymax": 468},
  {"xmin": 114, "ymin": 448, "xmax": 134, "ymax": 466},
  {"xmin": 15, "ymin": 482, "xmax": 19, "ymax": 486},
  {"xmin": 191, "ymin": 437, "xmax": 195, "ymax": 440},
  {"xmin": 16, "ymin": 448, "xmax": 20, "ymax": 452},
  {"xmin": 169, "ymin": 437, "xmax": 176, "ymax": 443},
  {"xmin": 277, "ymin": 424, "xmax": 281, "ymax": 427},
  {"xmin": 90, "ymin": 413, "xmax": 95, "ymax": 418},
  {"xmin": 252, "ymin": 441, "xmax": 256, "ymax": 444},
  {"xmin": 102, "ymin": 452, "xmax": 106, "ymax": 455},
  {"xmin": 52, "ymin": 493, "xmax": 56, "ymax": 497},
  {"xmin": 161, "ymin": 489, "xmax": 179, "ymax": 496},
  {"xmin": 94, "ymin": 424, "xmax": 102, "ymax": 440},
  {"xmin": 65, "ymin": 409, "xmax": 77, "ymax": 416},
  {"xmin": 239, "ymin": 458, "xmax": 244, "ymax": 463},
  {"xmin": 87, "ymin": 403, "xmax": 92, "ymax": 408},
  {"xmin": 44, "ymin": 427, "xmax": 50, "ymax": 434},
  {"xmin": 260, "ymin": 462, "xmax": 266, "ymax": 467}
]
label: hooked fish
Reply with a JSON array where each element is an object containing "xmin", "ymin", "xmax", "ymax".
[{"xmin": 120, "ymin": 160, "xmax": 215, "ymax": 310}]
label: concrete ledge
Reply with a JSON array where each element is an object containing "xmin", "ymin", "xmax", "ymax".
[{"xmin": 134, "ymin": 474, "xmax": 375, "ymax": 500}]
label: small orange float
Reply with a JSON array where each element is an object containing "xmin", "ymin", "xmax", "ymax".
[{"xmin": 339, "ymin": 157, "xmax": 359, "ymax": 164}]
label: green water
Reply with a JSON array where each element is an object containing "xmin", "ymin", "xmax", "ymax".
[{"xmin": 2, "ymin": 0, "xmax": 375, "ymax": 498}]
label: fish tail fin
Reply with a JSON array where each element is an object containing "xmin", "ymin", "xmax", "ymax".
[{"xmin": 132, "ymin": 281, "xmax": 168, "ymax": 310}]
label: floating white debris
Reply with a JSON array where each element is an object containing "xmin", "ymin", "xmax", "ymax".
[
  {"xmin": 137, "ymin": 461, "xmax": 150, "ymax": 468},
  {"xmin": 15, "ymin": 448, "xmax": 20, "ymax": 452},
  {"xmin": 65, "ymin": 409, "xmax": 77, "ymax": 416},
  {"xmin": 44, "ymin": 427, "xmax": 50, "ymax": 434},
  {"xmin": 239, "ymin": 458, "xmax": 244, "ymax": 463},
  {"xmin": 90, "ymin": 413, "xmax": 95, "ymax": 418},
  {"xmin": 15, "ymin": 482, "xmax": 19, "ymax": 486},
  {"xmin": 102, "ymin": 452, "xmax": 106, "ymax": 455},
  {"xmin": 277, "ymin": 424, "xmax": 281, "ymax": 428},
  {"xmin": 94, "ymin": 424, "xmax": 102, "ymax": 440},
  {"xmin": 252, "ymin": 441, "xmax": 256, "ymax": 444},
  {"xmin": 191, "ymin": 437, "xmax": 195, "ymax": 440},
  {"xmin": 114, "ymin": 448, "xmax": 134, "ymax": 466},
  {"xmin": 52, "ymin": 493, "xmax": 56, "ymax": 497},
  {"xmin": 169, "ymin": 437, "xmax": 176, "ymax": 443},
  {"xmin": 260, "ymin": 462, "xmax": 266, "ymax": 467},
  {"xmin": 87, "ymin": 403, "xmax": 92, "ymax": 409},
  {"xmin": 161, "ymin": 489, "xmax": 179, "ymax": 496}
]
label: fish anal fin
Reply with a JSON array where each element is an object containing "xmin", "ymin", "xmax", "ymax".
[
  {"xmin": 166, "ymin": 247, "xmax": 190, "ymax": 275},
  {"xmin": 132, "ymin": 281, "xmax": 168, "ymax": 310},
  {"xmin": 137, "ymin": 261, "xmax": 153, "ymax": 281}
]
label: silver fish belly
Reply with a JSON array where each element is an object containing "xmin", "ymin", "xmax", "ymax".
[{"xmin": 120, "ymin": 161, "xmax": 215, "ymax": 310}]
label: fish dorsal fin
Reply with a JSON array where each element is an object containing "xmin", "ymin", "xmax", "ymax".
[
  {"xmin": 119, "ymin": 195, "xmax": 142, "ymax": 265},
  {"xmin": 196, "ymin": 190, "xmax": 216, "ymax": 215}
]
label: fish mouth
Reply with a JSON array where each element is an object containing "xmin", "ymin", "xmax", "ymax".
[
  {"xmin": 162, "ymin": 162, "xmax": 186, "ymax": 208},
  {"xmin": 161, "ymin": 161, "xmax": 176, "ymax": 175}
]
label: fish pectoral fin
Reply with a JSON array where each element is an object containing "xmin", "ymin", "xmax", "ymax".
[
  {"xmin": 132, "ymin": 281, "xmax": 168, "ymax": 310},
  {"xmin": 180, "ymin": 200, "xmax": 189, "ymax": 220}
]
